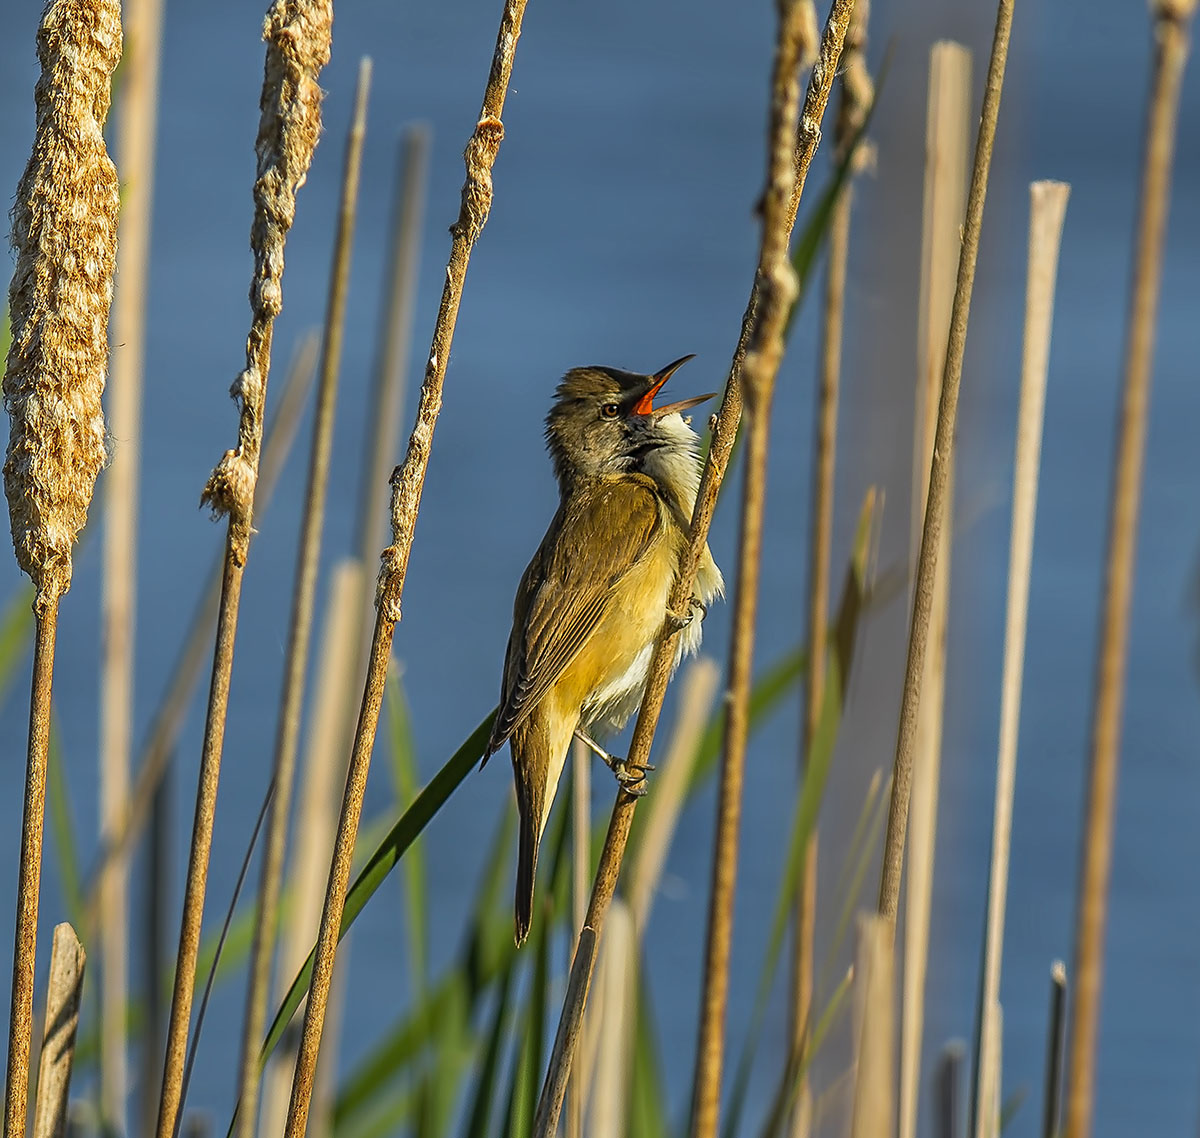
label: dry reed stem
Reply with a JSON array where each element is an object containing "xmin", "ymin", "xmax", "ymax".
[
  {"xmin": 567, "ymin": 737, "xmax": 590, "ymax": 1138},
  {"xmin": 588, "ymin": 901, "xmax": 636, "ymax": 1138},
  {"xmin": 532, "ymin": 7, "xmax": 856, "ymax": 1136},
  {"xmin": 84, "ymin": 333, "xmax": 317, "ymax": 923},
  {"xmin": 791, "ymin": 6, "xmax": 870, "ymax": 1135},
  {"xmin": 280, "ymin": 8, "xmax": 528, "ymax": 1133},
  {"xmin": 876, "ymin": 0, "xmax": 1014, "ymax": 926},
  {"xmin": 234, "ymin": 60, "xmax": 372, "ymax": 1138},
  {"xmin": 971, "ymin": 180, "xmax": 1069, "ymax": 1138},
  {"xmin": 848, "ymin": 913, "xmax": 895, "ymax": 1138},
  {"xmin": 100, "ymin": 0, "xmax": 164, "ymax": 1122},
  {"xmin": 687, "ymin": 2, "xmax": 815, "ymax": 1133},
  {"xmin": 30, "ymin": 925, "xmax": 85, "ymax": 1138},
  {"xmin": 259, "ymin": 561, "xmax": 363, "ymax": 1138},
  {"xmin": 155, "ymin": 4, "xmax": 332, "ymax": 1135},
  {"xmin": 3, "ymin": 1, "xmax": 120, "ymax": 1130},
  {"xmin": 899, "ymin": 42, "xmax": 972, "ymax": 1138},
  {"xmin": 1064, "ymin": 5, "xmax": 1196, "ymax": 1135},
  {"xmin": 977, "ymin": 1001, "xmax": 1003, "ymax": 1138},
  {"xmin": 1042, "ymin": 961, "xmax": 1066, "ymax": 1138}
]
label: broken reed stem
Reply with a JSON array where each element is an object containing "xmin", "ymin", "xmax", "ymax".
[
  {"xmin": 791, "ymin": 6, "xmax": 870, "ymax": 1136},
  {"xmin": 899, "ymin": 41, "xmax": 971, "ymax": 1138},
  {"xmin": 531, "ymin": 5, "xmax": 857, "ymax": 1137},
  {"xmin": 99, "ymin": 0, "xmax": 164, "ymax": 1123},
  {"xmin": 280, "ymin": 7, "xmax": 528, "ymax": 1134},
  {"xmin": 3, "ymin": 1, "xmax": 121, "ymax": 1132},
  {"xmin": 687, "ymin": 2, "xmax": 814, "ymax": 1135},
  {"xmin": 848, "ymin": 914, "xmax": 896, "ymax": 1138},
  {"xmin": 1064, "ymin": 5, "xmax": 1196, "ymax": 1136},
  {"xmin": 31, "ymin": 924, "xmax": 85, "ymax": 1138},
  {"xmin": 234, "ymin": 60, "xmax": 372, "ymax": 1138},
  {"xmin": 876, "ymin": 0, "xmax": 1014, "ymax": 926},
  {"xmin": 1042, "ymin": 961, "xmax": 1067, "ymax": 1138},
  {"xmin": 971, "ymin": 180, "xmax": 1069, "ymax": 1138},
  {"xmin": 155, "ymin": 4, "xmax": 333, "ymax": 1135},
  {"xmin": 83, "ymin": 332, "xmax": 318, "ymax": 926}
]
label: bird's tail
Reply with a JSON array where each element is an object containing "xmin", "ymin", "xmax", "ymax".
[{"xmin": 514, "ymin": 776, "xmax": 542, "ymax": 946}]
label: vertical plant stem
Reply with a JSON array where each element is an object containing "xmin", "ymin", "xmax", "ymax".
[
  {"xmin": 1042, "ymin": 961, "xmax": 1067, "ymax": 1138},
  {"xmin": 935, "ymin": 1042, "xmax": 966, "ymax": 1138},
  {"xmin": 100, "ymin": 0, "xmax": 164, "ymax": 1125},
  {"xmin": 235, "ymin": 60, "xmax": 372, "ymax": 1138},
  {"xmin": 1064, "ymin": 6, "xmax": 1195, "ymax": 1136},
  {"xmin": 876, "ymin": 0, "xmax": 1014, "ymax": 926},
  {"xmin": 141, "ymin": 766, "xmax": 172, "ymax": 1138},
  {"xmin": 899, "ymin": 42, "xmax": 971, "ymax": 1138},
  {"xmin": 791, "ymin": 7, "xmax": 870, "ymax": 1136},
  {"xmin": 567, "ymin": 738, "xmax": 590, "ymax": 1138},
  {"xmin": 848, "ymin": 913, "xmax": 896, "ymax": 1138},
  {"xmin": 971, "ymin": 180, "xmax": 1069, "ymax": 1138},
  {"xmin": 5, "ymin": 610, "xmax": 59, "ymax": 1138},
  {"xmin": 85, "ymin": 332, "xmax": 318, "ymax": 928},
  {"xmin": 280, "ymin": 7, "xmax": 528, "ymax": 1133},
  {"xmin": 532, "ymin": 9, "xmax": 855, "ymax": 1136},
  {"xmin": 156, "ymin": 4, "xmax": 334, "ymax": 1133},
  {"xmin": 31, "ymin": 924, "xmax": 85, "ymax": 1138}
]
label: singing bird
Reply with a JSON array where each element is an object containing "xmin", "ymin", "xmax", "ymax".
[{"xmin": 483, "ymin": 356, "xmax": 724, "ymax": 944}]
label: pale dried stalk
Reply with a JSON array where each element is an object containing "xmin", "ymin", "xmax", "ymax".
[
  {"xmin": 688, "ymin": 9, "xmax": 816, "ymax": 1136},
  {"xmin": 84, "ymin": 331, "xmax": 318, "ymax": 925},
  {"xmin": 567, "ymin": 737, "xmax": 590, "ymax": 1138},
  {"xmin": 1065, "ymin": 5, "xmax": 1196, "ymax": 1136},
  {"xmin": 3, "ymin": 2, "xmax": 120, "ymax": 1132},
  {"xmin": 848, "ymin": 913, "xmax": 895, "ymax": 1138},
  {"xmin": 259, "ymin": 562, "xmax": 364, "ymax": 1138},
  {"xmin": 100, "ymin": 0, "xmax": 164, "ymax": 1123},
  {"xmin": 976, "ymin": 1001, "xmax": 1002, "ymax": 1138},
  {"xmin": 235, "ymin": 60, "xmax": 372, "ymax": 1138},
  {"xmin": 899, "ymin": 42, "xmax": 972, "ymax": 1138},
  {"xmin": 876, "ymin": 0, "xmax": 1014, "ymax": 925},
  {"xmin": 532, "ymin": 7, "xmax": 856, "ymax": 1135},
  {"xmin": 971, "ymin": 180, "xmax": 1069, "ymax": 1138},
  {"xmin": 791, "ymin": 6, "xmax": 870, "ymax": 1136},
  {"xmin": 31, "ymin": 925, "xmax": 85, "ymax": 1138},
  {"xmin": 156, "ymin": 4, "xmax": 333, "ymax": 1135},
  {"xmin": 281, "ymin": 7, "xmax": 528, "ymax": 1133},
  {"xmin": 587, "ymin": 901, "xmax": 636, "ymax": 1138},
  {"xmin": 1042, "ymin": 961, "xmax": 1067, "ymax": 1138}
]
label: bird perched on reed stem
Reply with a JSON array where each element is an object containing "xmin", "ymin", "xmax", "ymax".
[{"xmin": 483, "ymin": 356, "xmax": 724, "ymax": 944}]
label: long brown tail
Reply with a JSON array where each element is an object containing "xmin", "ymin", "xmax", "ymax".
[{"xmin": 515, "ymin": 798, "xmax": 540, "ymax": 947}]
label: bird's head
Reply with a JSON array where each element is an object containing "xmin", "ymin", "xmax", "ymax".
[{"xmin": 544, "ymin": 355, "xmax": 715, "ymax": 493}]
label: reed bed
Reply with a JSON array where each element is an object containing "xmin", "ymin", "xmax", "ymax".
[{"xmin": 1, "ymin": 1, "xmax": 1195, "ymax": 1137}]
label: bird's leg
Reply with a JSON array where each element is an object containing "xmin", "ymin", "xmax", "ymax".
[
  {"xmin": 664, "ymin": 596, "xmax": 708, "ymax": 634},
  {"xmin": 573, "ymin": 729, "xmax": 655, "ymax": 795}
]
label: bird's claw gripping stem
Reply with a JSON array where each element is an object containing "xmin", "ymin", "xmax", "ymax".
[
  {"xmin": 664, "ymin": 596, "xmax": 708, "ymax": 634},
  {"xmin": 574, "ymin": 730, "xmax": 655, "ymax": 795}
]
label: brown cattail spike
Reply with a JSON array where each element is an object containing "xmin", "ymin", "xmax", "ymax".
[{"xmin": 3, "ymin": 0, "xmax": 122, "ymax": 616}]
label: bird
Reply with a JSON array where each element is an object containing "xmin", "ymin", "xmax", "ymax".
[{"xmin": 483, "ymin": 355, "xmax": 724, "ymax": 945}]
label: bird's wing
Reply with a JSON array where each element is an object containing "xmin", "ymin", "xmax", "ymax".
[{"xmin": 486, "ymin": 477, "xmax": 662, "ymax": 755}]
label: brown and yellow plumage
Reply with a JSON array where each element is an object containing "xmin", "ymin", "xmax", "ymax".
[{"xmin": 484, "ymin": 359, "xmax": 722, "ymax": 944}]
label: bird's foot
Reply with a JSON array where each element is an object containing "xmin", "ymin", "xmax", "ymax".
[
  {"xmin": 574, "ymin": 730, "xmax": 654, "ymax": 795},
  {"xmin": 664, "ymin": 596, "xmax": 708, "ymax": 634}
]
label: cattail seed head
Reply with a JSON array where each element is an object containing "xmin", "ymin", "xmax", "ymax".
[{"xmin": 3, "ymin": 0, "xmax": 121, "ymax": 615}]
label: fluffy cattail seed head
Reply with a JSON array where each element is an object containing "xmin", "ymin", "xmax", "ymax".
[{"xmin": 3, "ymin": 0, "xmax": 121, "ymax": 615}]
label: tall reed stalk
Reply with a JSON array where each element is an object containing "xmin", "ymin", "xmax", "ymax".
[
  {"xmin": 155, "ymin": 3, "xmax": 333, "ymax": 1134},
  {"xmin": 281, "ymin": 6, "xmax": 529, "ymax": 1132},
  {"xmin": 848, "ymin": 913, "xmax": 895, "ymax": 1138},
  {"xmin": 3, "ymin": 3, "xmax": 120, "ymax": 1132},
  {"xmin": 1065, "ymin": 4, "xmax": 1196, "ymax": 1135},
  {"xmin": 898, "ymin": 41, "xmax": 971, "ymax": 1138},
  {"xmin": 234, "ymin": 60, "xmax": 372, "ymax": 1138},
  {"xmin": 791, "ymin": 6, "xmax": 870, "ymax": 1135},
  {"xmin": 100, "ymin": 0, "xmax": 164, "ymax": 1124},
  {"xmin": 31, "ymin": 924, "xmax": 85, "ymax": 1138},
  {"xmin": 876, "ymin": 0, "xmax": 1014, "ymax": 927},
  {"xmin": 970, "ymin": 180, "xmax": 1069, "ymax": 1138},
  {"xmin": 533, "ymin": 6, "xmax": 857, "ymax": 1136}
]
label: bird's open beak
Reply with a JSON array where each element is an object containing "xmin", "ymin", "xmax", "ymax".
[{"xmin": 632, "ymin": 354, "xmax": 717, "ymax": 419}]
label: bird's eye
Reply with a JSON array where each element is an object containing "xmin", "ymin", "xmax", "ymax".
[{"xmin": 600, "ymin": 402, "xmax": 620, "ymax": 420}]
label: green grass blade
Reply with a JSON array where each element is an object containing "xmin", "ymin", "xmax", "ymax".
[
  {"xmin": 461, "ymin": 967, "xmax": 515, "ymax": 1138},
  {"xmin": 0, "ymin": 587, "xmax": 34, "ymax": 711},
  {"xmin": 259, "ymin": 710, "xmax": 495, "ymax": 1065},
  {"xmin": 629, "ymin": 968, "xmax": 669, "ymax": 1138},
  {"xmin": 385, "ymin": 670, "xmax": 428, "ymax": 993}
]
